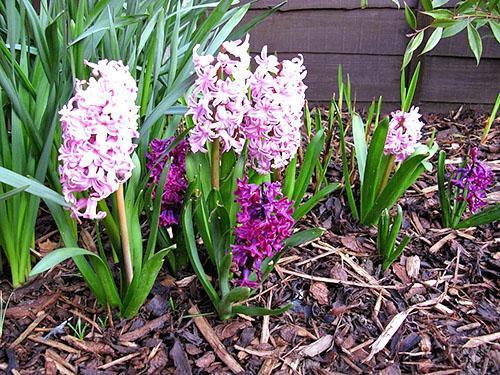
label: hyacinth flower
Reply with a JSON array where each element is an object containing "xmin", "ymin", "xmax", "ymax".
[
  {"xmin": 232, "ymin": 179, "xmax": 295, "ymax": 287},
  {"xmin": 31, "ymin": 60, "xmax": 174, "ymax": 318},
  {"xmin": 337, "ymin": 63, "xmax": 437, "ymax": 226},
  {"xmin": 438, "ymin": 147, "xmax": 499, "ymax": 229},
  {"xmin": 183, "ymin": 36, "xmax": 329, "ymax": 319}
]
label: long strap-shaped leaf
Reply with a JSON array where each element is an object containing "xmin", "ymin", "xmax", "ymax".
[
  {"xmin": 363, "ymin": 153, "xmax": 427, "ymax": 225},
  {"xmin": 360, "ymin": 117, "xmax": 389, "ymax": 221},
  {"xmin": 456, "ymin": 204, "xmax": 500, "ymax": 229}
]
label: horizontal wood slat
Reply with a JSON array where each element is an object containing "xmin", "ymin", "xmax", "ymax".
[{"xmin": 247, "ymin": 0, "xmax": 417, "ymax": 10}]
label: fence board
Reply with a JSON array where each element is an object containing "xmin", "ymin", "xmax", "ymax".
[
  {"xmin": 249, "ymin": 0, "xmax": 417, "ymax": 10},
  {"xmin": 245, "ymin": 9, "xmax": 411, "ymax": 55}
]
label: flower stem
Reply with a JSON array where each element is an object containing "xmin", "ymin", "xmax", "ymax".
[
  {"xmin": 211, "ymin": 138, "xmax": 220, "ymax": 190},
  {"xmin": 116, "ymin": 184, "xmax": 133, "ymax": 285},
  {"xmin": 378, "ymin": 155, "xmax": 395, "ymax": 195}
]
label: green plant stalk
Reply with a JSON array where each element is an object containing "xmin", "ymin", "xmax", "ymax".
[
  {"xmin": 116, "ymin": 184, "xmax": 133, "ymax": 286},
  {"xmin": 481, "ymin": 93, "xmax": 499, "ymax": 145},
  {"xmin": 377, "ymin": 155, "xmax": 395, "ymax": 196},
  {"xmin": 211, "ymin": 138, "xmax": 220, "ymax": 191}
]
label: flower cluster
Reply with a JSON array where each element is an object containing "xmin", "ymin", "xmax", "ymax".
[
  {"xmin": 146, "ymin": 137, "xmax": 188, "ymax": 227},
  {"xmin": 231, "ymin": 179, "xmax": 294, "ymax": 287},
  {"xmin": 244, "ymin": 47, "xmax": 307, "ymax": 173},
  {"xmin": 187, "ymin": 35, "xmax": 251, "ymax": 154},
  {"xmin": 187, "ymin": 35, "xmax": 308, "ymax": 174},
  {"xmin": 59, "ymin": 60, "xmax": 139, "ymax": 219},
  {"xmin": 384, "ymin": 106, "xmax": 424, "ymax": 162},
  {"xmin": 451, "ymin": 147, "xmax": 494, "ymax": 213}
]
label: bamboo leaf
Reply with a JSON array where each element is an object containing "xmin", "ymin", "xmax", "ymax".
[{"xmin": 467, "ymin": 23, "xmax": 482, "ymax": 65}]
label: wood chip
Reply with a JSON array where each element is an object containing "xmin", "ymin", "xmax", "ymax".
[
  {"xmin": 45, "ymin": 349, "xmax": 77, "ymax": 374},
  {"xmin": 98, "ymin": 352, "xmax": 141, "ymax": 370},
  {"xmin": 188, "ymin": 304, "xmax": 244, "ymax": 374},
  {"xmin": 120, "ymin": 314, "xmax": 169, "ymax": 342},
  {"xmin": 301, "ymin": 334, "xmax": 334, "ymax": 357},
  {"xmin": 29, "ymin": 336, "xmax": 79, "ymax": 354},
  {"xmin": 310, "ymin": 282, "xmax": 329, "ymax": 305},
  {"xmin": 430, "ymin": 233, "xmax": 456, "ymax": 253},
  {"xmin": 10, "ymin": 312, "xmax": 47, "ymax": 347},
  {"xmin": 463, "ymin": 331, "xmax": 500, "ymax": 348}
]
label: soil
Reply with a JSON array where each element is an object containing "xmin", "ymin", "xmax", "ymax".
[{"xmin": 1, "ymin": 108, "xmax": 499, "ymax": 374}]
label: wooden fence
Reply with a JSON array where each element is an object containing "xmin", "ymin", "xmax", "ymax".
[{"xmin": 245, "ymin": 0, "xmax": 500, "ymax": 113}]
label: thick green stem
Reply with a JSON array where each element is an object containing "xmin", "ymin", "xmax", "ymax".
[
  {"xmin": 378, "ymin": 155, "xmax": 395, "ymax": 195},
  {"xmin": 116, "ymin": 184, "xmax": 133, "ymax": 286},
  {"xmin": 211, "ymin": 138, "xmax": 220, "ymax": 191}
]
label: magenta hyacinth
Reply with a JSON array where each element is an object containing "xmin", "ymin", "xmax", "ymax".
[
  {"xmin": 146, "ymin": 137, "xmax": 188, "ymax": 227},
  {"xmin": 231, "ymin": 179, "xmax": 295, "ymax": 287},
  {"xmin": 59, "ymin": 60, "xmax": 139, "ymax": 219},
  {"xmin": 384, "ymin": 106, "xmax": 424, "ymax": 162},
  {"xmin": 451, "ymin": 147, "xmax": 494, "ymax": 213}
]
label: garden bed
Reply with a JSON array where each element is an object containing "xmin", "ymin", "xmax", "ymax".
[{"xmin": 1, "ymin": 108, "xmax": 498, "ymax": 374}]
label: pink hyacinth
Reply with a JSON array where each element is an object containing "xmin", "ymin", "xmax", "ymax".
[
  {"xmin": 187, "ymin": 35, "xmax": 251, "ymax": 154},
  {"xmin": 244, "ymin": 47, "xmax": 307, "ymax": 173},
  {"xmin": 59, "ymin": 60, "xmax": 139, "ymax": 220},
  {"xmin": 384, "ymin": 106, "xmax": 424, "ymax": 162}
]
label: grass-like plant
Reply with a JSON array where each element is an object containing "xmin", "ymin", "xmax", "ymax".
[
  {"xmin": 438, "ymin": 149, "xmax": 499, "ymax": 229},
  {"xmin": 0, "ymin": 291, "xmax": 13, "ymax": 340},
  {"xmin": 338, "ymin": 64, "xmax": 438, "ymax": 226},
  {"xmin": 377, "ymin": 205, "xmax": 411, "ymax": 270}
]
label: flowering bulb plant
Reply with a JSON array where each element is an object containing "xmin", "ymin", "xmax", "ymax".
[
  {"xmin": 377, "ymin": 205, "xmax": 411, "ymax": 270},
  {"xmin": 31, "ymin": 61, "xmax": 174, "ymax": 318},
  {"xmin": 338, "ymin": 64, "xmax": 437, "ymax": 227},
  {"xmin": 438, "ymin": 147, "xmax": 499, "ymax": 229},
  {"xmin": 182, "ymin": 36, "xmax": 337, "ymax": 319}
]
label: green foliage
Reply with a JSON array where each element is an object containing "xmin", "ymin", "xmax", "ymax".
[
  {"xmin": 437, "ymin": 150, "xmax": 499, "ymax": 229},
  {"xmin": 377, "ymin": 205, "xmax": 411, "ymax": 270},
  {"xmin": 0, "ymin": 291, "xmax": 13, "ymax": 340},
  {"xmin": 336, "ymin": 66, "xmax": 436, "ymax": 227},
  {"xmin": 67, "ymin": 317, "xmax": 89, "ymax": 340},
  {"xmin": 402, "ymin": 0, "xmax": 500, "ymax": 68}
]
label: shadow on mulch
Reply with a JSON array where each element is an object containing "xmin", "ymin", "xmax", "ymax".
[{"xmin": 1, "ymin": 108, "xmax": 499, "ymax": 374}]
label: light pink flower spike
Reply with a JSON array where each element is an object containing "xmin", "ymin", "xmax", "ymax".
[
  {"xmin": 384, "ymin": 106, "xmax": 424, "ymax": 162},
  {"xmin": 59, "ymin": 60, "xmax": 139, "ymax": 220}
]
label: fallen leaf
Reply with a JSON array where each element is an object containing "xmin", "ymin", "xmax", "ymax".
[
  {"xmin": 301, "ymin": 335, "xmax": 334, "ymax": 357},
  {"xmin": 310, "ymin": 282, "xmax": 329, "ymax": 305}
]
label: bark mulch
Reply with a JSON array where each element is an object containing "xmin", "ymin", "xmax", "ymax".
[{"xmin": 1, "ymin": 108, "xmax": 498, "ymax": 374}]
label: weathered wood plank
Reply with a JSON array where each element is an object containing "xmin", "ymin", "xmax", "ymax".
[
  {"xmin": 245, "ymin": 9, "xmax": 411, "ymax": 56},
  {"xmin": 419, "ymin": 56, "xmax": 500, "ymax": 104},
  {"xmin": 248, "ymin": 0, "xmax": 417, "ymax": 10},
  {"xmin": 278, "ymin": 53, "xmax": 403, "ymax": 103}
]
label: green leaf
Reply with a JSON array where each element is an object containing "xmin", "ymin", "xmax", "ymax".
[
  {"xmin": 284, "ymin": 228, "xmax": 325, "ymax": 249},
  {"xmin": 467, "ymin": 23, "xmax": 482, "ymax": 65},
  {"xmin": 402, "ymin": 31, "xmax": 424, "ymax": 69},
  {"xmin": 421, "ymin": 0, "xmax": 434, "ymax": 11},
  {"xmin": 455, "ymin": 204, "xmax": 500, "ymax": 229},
  {"xmin": 437, "ymin": 150, "xmax": 452, "ymax": 227},
  {"xmin": 30, "ymin": 247, "xmax": 102, "ymax": 276},
  {"xmin": 422, "ymin": 9, "xmax": 453, "ymax": 20},
  {"xmin": 0, "ymin": 185, "xmax": 28, "ymax": 201},
  {"xmin": 404, "ymin": 2, "xmax": 417, "ymax": 30},
  {"xmin": 490, "ymin": 20, "xmax": 500, "ymax": 44},
  {"xmin": 363, "ymin": 152, "xmax": 427, "ymax": 225},
  {"xmin": 442, "ymin": 19, "xmax": 468, "ymax": 38},
  {"xmin": 293, "ymin": 183, "xmax": 340, "ymax": 222},
  {"xmin": 232, "ymin": 303, "xmax": 292, "ymax": 317},
  {"xmin": 402, "ymin": 62, "xmax": 420, "ymax": 112},
  {"xmin": 0, "ymin": 167, "xmax": 69, "ymax": 207},
  {"xmin": 352, "ymin": 113, "xmax": 367, "ymax": 182},
  {"xmin": 292, "ymin": 129, "xmax": 325, "ymax": 206},
  {"xmin": 421, "ymin": 27, "xmax": 443, "ymax": 54},
  {"xmin": 183, "ymin": 200, "xmax": 221, "ymax": 307},
  {"xmin": 432, "ymin": 0, "xmax": 449, "ymax": 7},
  {"xmin": 122, "ymin": 247, "xmax": 174, "ymax": 318},
  {"xmin": 361, "ymin": 118, "xmax": 389, "ymax": 220}
]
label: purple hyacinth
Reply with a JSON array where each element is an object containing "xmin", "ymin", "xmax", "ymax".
[
  {"xmin": 451, "ymin": 147, "xmax": 494, "ymax": 213},
  {"xmin": 146, "ymin": 137, "xmax": 188, "ymax": 227},
  {"xmin": 231, "ymin": 179, "xmax": 295, "ymax": 288}
]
